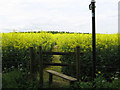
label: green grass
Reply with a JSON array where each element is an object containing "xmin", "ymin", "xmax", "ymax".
[
  {"xmin": 0, "ymin": 73, "xmax": 2, "ymax": 89},
  {"xmin": 43, "ymin": 45, "xmax": 70, "ymax": 88},
  {"xmin": 2, "ymin": 45, "xmax": 70, "ymax": 88},
  {"xmin": 2, "ymin": 70, "xmax": 24, "ymax": 88}
]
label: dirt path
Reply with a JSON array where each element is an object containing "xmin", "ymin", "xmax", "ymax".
[{"xmin": 43, "ymin": 46, "xmax": 69, "ymax": 88}]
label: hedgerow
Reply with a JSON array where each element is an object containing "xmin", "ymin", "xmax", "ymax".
[
  {"xmin": 55, "ymin": 33, "xmax": 119, "ymax": 81},
  {"xmin": 2, "ymin": 32, "xmax": 55, "ymax": 70}
]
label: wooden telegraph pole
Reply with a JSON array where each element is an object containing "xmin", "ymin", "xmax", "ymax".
[{"xmin": 89, "ymin": 0, "xmax": 96, "ymax": 80}]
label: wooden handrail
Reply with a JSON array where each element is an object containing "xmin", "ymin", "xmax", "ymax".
[
  {"xmin": 37, "ymin": 51, "xmax": 83, "ymax": 55},
  {"xmin": 43, "ymin": 63, "xmax": 75, "ymax": 66}
]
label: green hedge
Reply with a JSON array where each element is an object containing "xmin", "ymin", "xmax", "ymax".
[
  {"xmin": 55, "ymin": 33, "xmax": 119, "ymax": 81},
  {"xmin": 2, "ymin": 32, "xmax": 55, "ymax": 70}
]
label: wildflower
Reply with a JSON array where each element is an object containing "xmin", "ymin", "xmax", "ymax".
[
  {"xmin": 4, "ymin": 67, "xmax": 6, "ymax": 70},
  {"xmin": 11, "ymin": 66, "xmax": 14, "ymax": 69},
  {"xmin": 19, "ymin": 64, "xmax": 22, "ymax": 66},
  {"xmin": 98, "ymin": 71, "xmax": 101, "ymax": 74},
  {"xmin": 28, "ymin": 72, "xmax": 30, "ymax": 75},
  {"xmin": 20, "ymin": 68, "xmax": 23, "ymax": 71},
  {"xmin": 111, "ymin": 77, "xmax": 114, "ymax": 79},
  {"xmin": 18, "ymin": 65, "xmax": 20, "ymax": 68},
  {"xmin": 102, "ymin": 80, "xmax": 105, "ymax": 82},
  {"xmin": 116, "ymin": 72, "xmax": 119, "ymax": 74},
  {"xmin": 114, "ymin": 78, "xmax": 118, "ymax": 80}
]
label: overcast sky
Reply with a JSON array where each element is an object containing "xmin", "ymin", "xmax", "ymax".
[{"xmin": 0, "ymin": 0, "xmax": 119, "ymax": 33}]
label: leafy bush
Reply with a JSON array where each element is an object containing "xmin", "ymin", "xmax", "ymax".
[
  {"xmin": 2, "ymin": 70, "xmax": 25, "ymax": 88},
  {"xmin": 2, "ymin": 32, "xmax": 119, "ymax": 88},
  {"xmin": 71, "ymin": 75, "xmax": 120, "ymax": 89},
  {"xmin": 2, "ymin": 32, "xmax": 55, "ymax": 70},
  {"xmin": 2, "ymin": 69, "xmax": 41, "ymax": 89},
  {"xmin": 55, "ymin": 33, "xmax": 119, "ymax": 80}
]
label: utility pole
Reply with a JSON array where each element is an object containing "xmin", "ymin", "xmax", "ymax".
[{"xmin": 89, "ymin": 0, "xmax": 96, "ymax": 80}]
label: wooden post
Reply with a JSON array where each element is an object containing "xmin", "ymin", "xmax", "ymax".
[
  {"xmin": 70, "ymin": 81, "xmax": 75, "ymax": 85},
  {"xmin": 38, "ymin": 46, "xmax": 43, "ymax": 87},
  {"xmin": 29, "ymin": 47, "xmax": 35, "ymax": 79},
  {"xmin": 76, "ymin": 46, "xmax": 81, "ymax": 81},
  {"xmin": 49, "ymin": 73, "xmax": 53, "ymax": 85},
  {"xmin": 89, "ymin": 0, "xmax": 96, "ymax": 80}
]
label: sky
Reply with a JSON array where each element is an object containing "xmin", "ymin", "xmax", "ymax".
[{"xmin": 0, "ymin": 0, "xmax": 119, "ymax": 33}]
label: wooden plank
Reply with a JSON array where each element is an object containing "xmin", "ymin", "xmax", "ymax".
[
  {"xmin": 80, "ymin": 64, "xmax": 119, "ymax": 70},
  {"xmin": 43, "ymin": 63, "xmax": 74, "ymax": 66},
  {"xmin": 29, "ymin": 47, "xmax": 35, "ymax": 75},
  {"xmin": 38, "ymin": 46, "xmax": 43, "ymax": 86},
  {"xmin": 49, "ymin": 73, "xmax": 53, "ymax": 85},
  {"xmin": 76, "ymin": 46, "xmax": 81, "ymax": 81},
  {"xmin": 46, "ymin": 70, "xmax": 77, "ymax": 82},
  {"xmin": 37, "ymin": 51, "xmax": 83, "ymax": 55}
]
